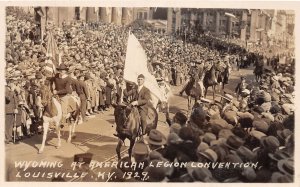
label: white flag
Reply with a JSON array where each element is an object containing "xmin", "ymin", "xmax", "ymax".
[{"xmin": 124, "ymin": 33, "xmax": 164, "ymax": 107}]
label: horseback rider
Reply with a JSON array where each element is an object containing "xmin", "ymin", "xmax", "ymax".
[
  {"xmin": 130, "ymin": 74, "xmax": 152, "ymax": 135},
  {"xmin": 179, "ymin": 61, "xmax": 198, "ymax": 96},
  {"xmin": 113, "ymin": 74, "xmax": 151, "ymax": 138},
  {"xmin": 235, "ymin": 76, "xmax": 247, "ymax": 100},
  {"xmin": 51, "ymin": 63, "xmax": 74, "ymax": 125}
]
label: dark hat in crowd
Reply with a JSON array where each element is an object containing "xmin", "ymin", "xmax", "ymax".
[
  {"xmin": 173, "ymin": 111, "xmax": 187, "ymax": 125},
  {"xmin": 277, "ymin": 129, "xmax": 292, "ymax": 141},
  {"xmin": 178, "ymin": 126, "xmax": 195, "ymax": 141},
  {"xmin": 144, "ymin": 160, "xmax": 166, "ymax": 182},
  {"xmin": 137, "ymin": 74, "xmax": 145, "ymax": 79},
  {"xmin": 231, "ymin": 126, "xmax": 247, "ymax": 139},
  {"xmin": 35, "ymin": 72, "xmax": 43, "ymax": 79},
  {"xmin": 190, "ymin": 108, "xmax": 207, "ymax": 126},
  {"xmin": 253, "ymin": 120, "xmax": 269, "ymax": 133},
  {"xmin": 224, "ymin": 135, "xmax": 244, "ymax": 150},
  {"xmin": 260, "ymin": 136, "xmax": 280, "ymax": 151},
  {"xmin": 73, "ymin": 152, "xmax": 93, "ymax": 164},
  {"xmin": 145, "ymin": 129, "xmax": 167, "ymax": 146},
  {"xmin": 270, "ymin": 172, "xmax": 293, "ymax": 182},
  {"xmin": 56, "ymin": 63, "xmax": 69, "ymax": 71}
]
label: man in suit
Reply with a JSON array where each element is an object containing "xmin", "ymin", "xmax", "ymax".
[
  {"xmin": 131, "ymin": 74, "xmax": 152, "ymax": 135},
  {"xmin": 113, "ymin": 74, "xmax": 151, "ymax": 138}
]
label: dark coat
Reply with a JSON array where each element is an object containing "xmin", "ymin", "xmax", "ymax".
[{"xmin": 134, "ymin": 86, "xmax": 151, "ymax": 113}]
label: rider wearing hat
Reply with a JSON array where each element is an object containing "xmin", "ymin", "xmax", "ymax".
[{"xmin": 52, "ymin": 63, "xmax": 73, "ymax": 125}]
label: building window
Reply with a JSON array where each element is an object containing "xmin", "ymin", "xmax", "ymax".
[
  {"xmin": 75, "ymin": 7, "xmax": 80, "ymax": 20},
  {"xmin": 144, "ymin": 12, "xmax": 148, "ymax": 19},
  {"xmin": 138, "ymin": 12, "xmax": 143, "ymax": 19}
]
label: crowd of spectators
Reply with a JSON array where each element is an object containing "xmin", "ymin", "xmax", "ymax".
[{"xmin": 5, "ymin": 7, "xmax": 295, "ymax": 183}]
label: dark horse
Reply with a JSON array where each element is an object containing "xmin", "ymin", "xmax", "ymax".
[
  {"xmin": 203, "ymin": 63, "xmax": 230, "ymax": 100},
  {"xmin": 254, "ymin": 61, "xmax": 264, "ymax": 82},
  {"xmin": 113, "ymin": 104, "xmax": 158, "ymax": 160},
  {"xmin": 184, "ymin": 75, "xmax": 202, "ymax": 110}
]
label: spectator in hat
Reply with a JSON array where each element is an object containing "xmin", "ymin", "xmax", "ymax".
[
  {"xmin": 76, "ymin": 73, "xmax": 89, "ymax": 122},
  {"xmin": 5, "ymin": 78, "xmax": 20, "ymax": 144}
]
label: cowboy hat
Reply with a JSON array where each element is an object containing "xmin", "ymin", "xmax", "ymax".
[{"xmin": 145, "ymin": 129, "xmax": 166, "ymax": 146}]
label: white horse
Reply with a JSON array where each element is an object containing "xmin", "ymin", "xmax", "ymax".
[{"xmin": 37, "ymin": 92, "xmax": 81, "ymax": 154}]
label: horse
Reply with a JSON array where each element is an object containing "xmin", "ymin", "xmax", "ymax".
[
  {"xmin": 184, "ymin": 75, "xmax": 202, "ymax": 110},
  {"xmin": 254, "ymin": 62, "xmax": 264, "ymax": 82},
  {"xmin": 203, "ymin": 63, "xmax": 230, "ymax": 100},
  {"xmin": 113, "ymin": 104, "xmax": 158, "ymax": 160},
  {"xmin": 37, "ymin": 83, "xmax": 81, "ymax": 154},
  {"xmin": 203, "ymin": 63, "xmax": 218, "ymax": 100},
  {"xmin": 215, "ymin": 65, "xmax": 230, "ymax": 90}
]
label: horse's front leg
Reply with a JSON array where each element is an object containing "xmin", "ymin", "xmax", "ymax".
[
  {"xmin": 128, "ymin": 139, "xmax": 135, "ymax": 159},
  {"xmin": 67, "ymin": 120, "xmax": 74, "ymax": 143},
  {"xmin": 39, "ymin": 121, "xmax": 49, "ymax": 154},
  {"xmin": 187, "ymin": 95, "xmax": 191, "ymax": 110},
  {"xmin": 56, "ymin": 122, "xmax": 61, "ymax": 148},
  {"xmin": 116, "ymin": 139, "xmax": 123, "ymax": 161}
]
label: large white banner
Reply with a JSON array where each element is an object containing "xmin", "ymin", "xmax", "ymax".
[{"xmin": 123, "ymin": 33, "xmax": 164, "ymax": 106}]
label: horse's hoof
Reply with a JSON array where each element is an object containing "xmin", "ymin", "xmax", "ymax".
[
  {"xmin": 38, "ymin": 150, "xmax": 43, "ymax": 154},
  {"xmin": 67, "ymin": 139, "xmax": 71, "ymax": 143},
  {"xmin": 56, "ymin": 144, "xmax": 61, "ymax": 149}
]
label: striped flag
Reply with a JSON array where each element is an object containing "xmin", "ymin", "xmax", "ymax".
[{"xmin": 46, "ymin": 31, "xmax": 59, "ymax": 67}]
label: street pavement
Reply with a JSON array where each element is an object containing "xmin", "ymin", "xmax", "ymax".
[{"xmin": 5, "ymin": 66, "xmax": 255, "ymax": 182}]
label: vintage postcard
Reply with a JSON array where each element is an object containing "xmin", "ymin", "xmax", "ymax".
[{"xmin": 1, "ymin": 0, "xmax": 299, "ymax": 185}]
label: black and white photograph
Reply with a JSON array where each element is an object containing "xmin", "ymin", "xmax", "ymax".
[{"xmin": 3, "ymin": 2, "xmax": 298, "ymax": 184}]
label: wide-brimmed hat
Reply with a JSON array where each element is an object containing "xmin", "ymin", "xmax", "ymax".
[
  {"xmin": 202, "ymin": 132, "xmax": 216, "ymax": 144},
  {"xmin": 167, "ymin": 132, "xmax": 183, "ymax": 146},
  {"xmin": 277, "ymin": 158, "xmax": 294, "ymax": 176},
  {"xmin": 132, "ymin": 142, "xmax": 149, "ymax": 155},
  {"xmin": 186, "ymin": 162, "xmax": 215, "ymax": 182},
  {"xmin": 270, "ymin": 172, "xmax": 293, "ymax": 182},
  {"xmin": 145, "ymin": 129, "xmax": 166, "ymax": 146},
  {"xmin": 268, "ymin": 150, "xmax": 290, "ymax": 161},
  {"xmin": 169, "ymin": 123, "xmax": 181, "ymax": 134},
  {"xmin": 218, "ymin": 129, "xmax": 234, "ymax": 139},
  {"xmin": 224, "ymin": 135, "xmax": 244, "ymax": 150},
  {"xmin": 231, "ymin": 146, "xmax": 256, "ymax": 162},
  {"xmin": 277, "ymin": 129, "xmax": 292, "ymax": 141},
  {"xmin": 199, "ymin": 148, "xmax": 218, "ymax": 162},
  {"xmin": 249, "ymin": 130, "xmax": 267, "ymax": 140},
  {"xmin": 253, "ymin": 120, "xmax": 269, "ymax": 133},
  {"xmin": 260, "ymin": 136, "xmax": 280, "ymax": 150}
]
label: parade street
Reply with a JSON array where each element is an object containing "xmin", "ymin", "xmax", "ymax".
[{"xmin": 6, "ymin": 66, "xmax": 254, "ymax": 182}]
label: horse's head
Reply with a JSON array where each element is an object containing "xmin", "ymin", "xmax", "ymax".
[{"xmin": 113, "ymin": 103, "xmax": 141, "ymax": 134}]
